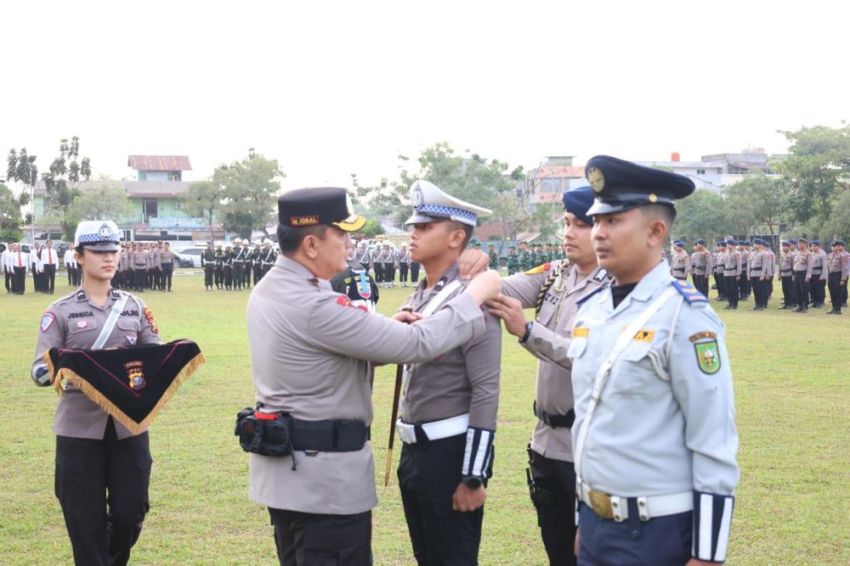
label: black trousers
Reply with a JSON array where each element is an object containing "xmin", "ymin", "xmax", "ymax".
[
  {"xmin": 204, "ymin": 266, "xmax": 214, "ymax": 288},
  {"xmin": 13, "ymin": 266, "xmax": 26, "ymax": 294},
  {"xmin": 373, "ymin": 263, "xmax": 384, "ymax": 284},
  {"xmin": 781, "ymin": 275, "xmax": 795, "ymax": 307},
  {"xmin": 410, "ymin": 262, "xmax": 421, "ymax": 283},
  {"xmin": 5, "ymin": 269, "xmax": 12, "ymax": 292},
  {"xmin": 268, "ymin": 508, "xmax": 371, "ymax": 566},
  {"xmin": 398, "ymin": 434, "xmax": 489, "ymax": 566},
  {"xmin": 828, "ymin": 272, "xmax": 843, "ymax": 311},
  {"xmin": 811, "ymin": 276, "xmax": 826, "ymax": 306},
  {"xmin": 793, "ymin": 271, "xmax": 809, "ymax": 310},
  {"xmin": 224, "ymin": 266, "xmax": 233, "ymax": 288},
  {"xmin": 691, "ymin": 274, "xmax": 708, "ymax": 298},
  {"xmin": 383, "ymin": 263, "xmax": 395, "ymax": 284},
  {"xmin": 233, "ymin": 263, "xmax": 243, "ymax": 289},
  {"xmin": 214, "ymin": 267, "xmax": 223, "ymax": 287},
  {"xmin": 44, "ymin": 263, "xmax": 57, "ymax": 293},
  {"xmin": 713, "ymin": 273, "xmax": 725, "ymax": 299},
  {"xmin": 243, "ymin": 263, "xmax": 252, "ymax": 287},
  {"xmin": 399, "ymin": 262, "xmax": 410, "ymax": 283},
  {"xmin": 528, "ymin": 448, "xmax": 577, "ymax": 566},
  {"xmin": 161, "ymin": 263, "xmax": 173, "ymax": 290},
  {"xmin": 55, "ymin": 419, "xmax": 151, "ymax": 566},
  {"xmin": 752, "ymin": 277, "xmax": 767, "ymax": 307},
  {"xmin": 739, "ymin": 273, "xmax": 749, "ymax": 299},
  {"xmin": 724, "ymin": 276, "xmax": 738, "ymax": 308}
]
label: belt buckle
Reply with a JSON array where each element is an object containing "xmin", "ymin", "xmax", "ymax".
[{"xmin": 588, "ymin": 490, "xmax": 614, "ymax": 520}]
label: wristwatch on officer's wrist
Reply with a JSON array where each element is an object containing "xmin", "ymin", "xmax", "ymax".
[
  {"xmin": 520, "ymin": 321, "xmax": 533, "ymax": 344},
  {"xmin": 462, "ymin": 475, "xmax": 483, "ymax": 490}
]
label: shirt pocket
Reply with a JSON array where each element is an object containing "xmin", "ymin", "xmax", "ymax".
[
  {"xmin": 67, "ymin": 319, "xmax": 99, "ymax": 336},
  {"xmin": 567, "ymin": 336, "xmax": 588, "ymax": 359},
  {"xmin": 609, "ymin": 342, "xmax": 661, "ymax": 396},
  {"xmin": 117, "ymin": 318, "xmax": 141, "ymax": 333}
]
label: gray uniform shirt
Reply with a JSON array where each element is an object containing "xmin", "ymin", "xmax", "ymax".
[
  {"xmin": 247, "ymin": 257, "xmax": 487, "ymax": 514},
  {"xmin": 670, "ymin": 251, "xmax": 690, "ymax": 278},
  {"xmin": 779, "ymin": 250, "xmax": 795, "ymax": 276},
  {"xmin": 501, "ymin": 261, "xmax": 608, "ymax": 461},
  {"xmin": 810, "ymin": 250, "xmax": 828, "ymax": 279},
  {"xmin": 133, "ymin": 250, "xmax": 149, "ymax": 269},
  {"xmin": 723, "ymin": 250, "xmax": 742, "ymax": 276},
  {"xmin": 399, "ymin": 263, "xmax": 501, "ymax": 430},
  {"xmin": 793, "ymin": 250, "xmax": 813, "ymax": 278},
  {"xmin": 32, "ymin": 288, "xmax": 162, "ymax": 440},
  {"xmin": 690, "ymin": 250, "xmax": 712, "ymax": 275}
]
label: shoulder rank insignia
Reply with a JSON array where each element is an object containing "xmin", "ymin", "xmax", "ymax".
[
  {"xmin": 593, "ymin": 268, "xmax": 609, "ymax": 282},
  {"xmin": 671, "ymin": 280, "xmax": 707, "ymax": 304},
  {"xmin": 690, "ymin": 331, "xmax": 721, "ymax": 374},
  {"xmin": 524, "ymin": 262, "xmax": 552, "ymax": 275}
]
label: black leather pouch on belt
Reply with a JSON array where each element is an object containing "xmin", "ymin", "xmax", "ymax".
[{"xmin": 235, "ymin": 407, "xmax": 367, "ymax": 456}]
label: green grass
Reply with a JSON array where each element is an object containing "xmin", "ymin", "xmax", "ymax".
[{"xmin": 1, "ymin": 273, "xmax": 849, "ymax": 565}]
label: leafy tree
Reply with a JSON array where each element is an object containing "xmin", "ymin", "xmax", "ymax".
[
  {"xmin": 0, "ymin": 182, "xmax": 27, "ymax": 242},
  {"xmin": 779, "ymin": 125, "xmax": 850, "ymax": 224},
  {"xmin": 673, "ymin": 189, "xmax": 731, "ymax": 243},
  {"xmin": 356, "ymin": 218, "xmax": 385, "ymax": 238},
  {"xmin": 723, "ymin": 175, "xmax": 789, "ymax": 236},
  {"xmin": 65, "ymin": 182, "xmax": 132, "ymax": 237},
  {"xmin": 215, "ymin": 148, "xmax": 283, "ymax": 239},
  {"xmin": 355, "ymin": 143, "xmax": 537, "ymax": 240},
  {"xmin": 821, "ymin": 190, "xmax": 850, "ymax": 242},
  {"xmin": 182, "ymin": 180, "xmax": 225, "ymax": 231},
  {"xmin": 37, "ymin": 136, "xmax": 92, "ymax": 238}
]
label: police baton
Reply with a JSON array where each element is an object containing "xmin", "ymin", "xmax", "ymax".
[{"xmin": 384, "ymin": 363, "xmax": 404, "ymax": 487}]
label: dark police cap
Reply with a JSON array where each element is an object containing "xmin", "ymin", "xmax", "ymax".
[
  {"xmin": 788, "ymin": 239, "xmax": 798, "ymax": 244},
  {"xmin": 726, "ymin": 239, "xmax": 737, "ymax": 245},
  {"xmin": 811, "ymin": 239, "xmax": 821, "ymax": 246},
  {"xmin": 584, "ymin": 155, "xmax": 695, "ymax": 216},
  {"xmin": 753, "ymin": 238, "xmax": 764, "ymax": 245},
  {"xmin": 696, "ymin": 238, "xmax": 706, "ymax": 245},
  {"xmin": 674, "ymin": 240, "xmax": 685, "ymax": 247},
  {"xmin": 835, "ymin": 240, "xmax": 846, "ymax": 246},
  {"xmin": 798, "ymin": 237, "xmax": 808, "ymax": 243},
  {"xmin": 278, "ymin": 187, "xmax": 365, "ymax": 232},
  {"xmin": 562, "ymin": 186, "xmax": 595, "ymax": 225}
]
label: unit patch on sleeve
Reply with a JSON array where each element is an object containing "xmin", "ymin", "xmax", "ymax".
[{"xmin": 691, "ymin": 332, "xmax": 721, "ymax": 374}]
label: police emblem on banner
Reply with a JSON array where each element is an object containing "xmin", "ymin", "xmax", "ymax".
[
  {"xmin": 125, "ymin": 361, "xmax": 146, "ymax": 390},
  {"xmin": 690, "ymin": 331, "xmax": 721, "ymax": 374},
  {"xmin": 355, "ymin": 270, "xmax": 371, "ymax": 299}
]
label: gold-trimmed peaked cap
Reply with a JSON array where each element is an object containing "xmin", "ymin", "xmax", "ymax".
[
  {"xmin": 585, "ymin": 155, "xmax": 695, "ymax": 216},
  {"xmin": 404, "ymin": 179, "xmax": 492, "ymax": 227},
  {"xmin": 278, "ymin": 187, "xmax": 366, "ymax": 232}
]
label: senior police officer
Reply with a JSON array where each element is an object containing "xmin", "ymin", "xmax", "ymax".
[
  {"xmin": 395, "ymin": 180, "xmax": 502, "ymax": 565},
  {"xmin": 570, "ymin": 156, "xmax": 739, "ymax": 565},
  {"xmin": 245, "ymin": 187, "xmax": 501, "ymax": 565},
  {"xmin": 484, "ymin": 186, "xmax": 608, "ymax": 566},
  {"xmin": 31, "ymin": 221, "xmax": 162, "ymax": 566}
]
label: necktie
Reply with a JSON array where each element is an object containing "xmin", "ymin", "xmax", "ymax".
[
  {"xmin": 48, "ymin": 250, "xmax": 53, "ymax": 263},
  {"xmin": 18, "ymin": 252, "xmax": 22, "ymax": 268}
]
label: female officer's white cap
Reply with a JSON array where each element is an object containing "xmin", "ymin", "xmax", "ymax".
[
  {"xmin": 404, "ymin": 180, "xmax": 492, "ymax": 227},
  {"xmin": 74, "ymin": 220, "xmax": 121, "ymax": 251}
]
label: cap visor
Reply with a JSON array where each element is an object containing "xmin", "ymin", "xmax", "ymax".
[
  {"xmin": 333, "ymin": 214, "xmax": 366, "ymax": 233},
  {"xmin": 403, "ymin": 212, "xmax": 440, "ymax": 227},
  {"xmin": 587, "ymin": 200, "xmax": 642, "ymax": 217},
  {"xmin": 81, "ymin": 242, "xmax": 121, "ymax": 252}
]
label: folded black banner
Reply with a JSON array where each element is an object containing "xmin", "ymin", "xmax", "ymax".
[{"xmin": 46, "ymin": 339, "xmax": 205, "ymax": 434}]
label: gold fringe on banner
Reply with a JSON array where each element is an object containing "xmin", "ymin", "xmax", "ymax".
[{"xmin": 49, "ymin": 352, "xmax": 206, "ymax": 435}]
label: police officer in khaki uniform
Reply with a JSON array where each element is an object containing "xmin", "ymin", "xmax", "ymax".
[
  {"xmin": 160, "ymin": 242, "xmax": 174, "ymax": 291},
  {"xmin": 485, "ymin": 186, "xmax": 608, "ymax": 566},
  {"xmin": 395, "ymin": 180, "xmax": 502, "ymax": 565},
  {"xmin": 809, "ymin": 240, "xmax": 828, "ymax": 308},
  {"xmin": 712, "ymin": 241, "xmax": 727, "ymax": 301},
  {"xmin": 793, "ymin": 238, "xmax": 813, "ymax": 312},
  {"xmin": 31, "ymin": 221, "xmax": 162, "ymax": 566},
  {"xmin": 669, "ymin": 240, "xmax": 689, "ymax": 281},
  {"xmin": 748, "ymin": 238, "xmax": 771, "ymax": 310},
  {"xmin": 778, "ymin": 240, "xmax": 796, "ymax": 309},
  {"xmin": 246, "ymin": 187, "xmax": 501, "ymax": 565},
  {"xmin": 723, "ymin": 240, "xmax": 742, "ymax": 310},
  {"xmin": 689, "ymin": 239, "xmax": 712, "ymax": 297},
  {"xmin": 827, "ymin": 240, "xmax": 846, "ymax": 314}
]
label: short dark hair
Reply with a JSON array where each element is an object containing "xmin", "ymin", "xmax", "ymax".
[
  {"xmin": 447, "ymin": 220, "xmax": 474, "ymax": 248},
  {"xmin": 277, "ymin": 223, "xmax": 330, "ymax": 256},
  {"xmin": 640, "ymin": 204, "xmax": 677, "ymax": 227}
]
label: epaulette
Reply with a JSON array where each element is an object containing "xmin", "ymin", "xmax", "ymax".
[
  {"xmin": 577, "ymin": 283, "xmax": 608, "ymax": 306},
  {"xmin": 524, "ymin": 262, "xmax": 553, "ymax": 276},
  {"xmin": 593, "ymin": 268, "xmax": 610, "ymax": 282},
  {"xmin": 671, "ymin": 279, "xmax": 707, "ymax": 304},
  {"xmin": 51, "ymin": 291, "xmax": 78, "ymax": 307}
]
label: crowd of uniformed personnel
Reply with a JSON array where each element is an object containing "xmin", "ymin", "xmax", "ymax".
[
  {"xmin": 200, "ymin": 238, "xmax": 278, "ymax": 291},
  {"xmin": 668, "ymin": 237, "xmax": 850, "ymax": 314}
]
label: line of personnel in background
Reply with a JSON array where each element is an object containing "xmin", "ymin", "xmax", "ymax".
[
  {"xmin": 669, "ymin": 237, "xmax": 849, "ymax": 314},
  {"xmin": 2, "ymin": 240, "xmax": 62, "ymax": 295},
  {"xmin": 200, "ymin": 239, "xmax": 278, "ymax": 291}
]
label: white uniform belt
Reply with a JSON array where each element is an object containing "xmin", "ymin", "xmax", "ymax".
[
  {"xmin": 577, "ymin": 482, "xmax": 692, "ymax": 522},
  {"xmin": 396, "ymin": 413, "xmax": 469, "ymax": 445}
]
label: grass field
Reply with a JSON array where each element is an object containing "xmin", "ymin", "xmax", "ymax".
[{"xmin": 1, "ymin": 271, "xmax": 849, "ymax": 565}]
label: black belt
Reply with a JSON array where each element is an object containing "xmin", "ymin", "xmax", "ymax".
[
  {"xmin": 812, "ymin": 271, "xmax": 822, "ymax": 275},
  {"xmin": 533, "ymin": 402, "xmax": 574, "ymax": 428}
]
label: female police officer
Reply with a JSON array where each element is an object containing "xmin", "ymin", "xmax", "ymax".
[{"xmin": 32, "ymin": 220, "xmax": 161, "ymax": 566}]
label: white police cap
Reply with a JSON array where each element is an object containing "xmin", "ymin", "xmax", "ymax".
[
  {"xmin": 74, "ymin": 220, "xmax": 121, "ymax": 251},
  {"xmin": 404, "ymin": 180, "xmax": 492, "ymax": 227}
]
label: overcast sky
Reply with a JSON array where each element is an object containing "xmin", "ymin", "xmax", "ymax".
[{"xmin": 2, "ymin": 1, "xmax": 847, "ymax": 192}]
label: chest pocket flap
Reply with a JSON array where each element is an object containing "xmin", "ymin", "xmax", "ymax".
[
  {"xmin": 117, "ymin": 318, "xmax": 141, "ymax": 332},
  {"xmin": 67, "ymin": 319, "xmax": 99, "ymax": 335}
]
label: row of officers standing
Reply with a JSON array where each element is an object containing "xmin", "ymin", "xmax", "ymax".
[
  {"xmin": 669, "ymin": 237, "xmax": 850, "ymax": 314},
  {"xmin": 201, "ymin": 238, "xmax": 278, "ymax": 291},
  {"xmin": 3, "ymin": 240, "xmax": 62, "ymax": 294},
  {"xmin": 110, "ymin": 241, "xmax": 176, "ymax": 292}
]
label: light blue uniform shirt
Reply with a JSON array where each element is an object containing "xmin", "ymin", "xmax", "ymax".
[{"xmin": 570, "ymin": 260, "xmax": 739, "ymax": 498}]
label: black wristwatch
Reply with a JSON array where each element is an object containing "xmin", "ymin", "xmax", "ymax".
[
  {"xmin": 520, "ymin": 321, "xmax": 533, "ymax": 344},
  {"xmin": 462, "ymin": 476, "xmax": 483, "ymax": 490}
]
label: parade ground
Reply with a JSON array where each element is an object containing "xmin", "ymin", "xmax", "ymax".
[{"xmin": 1, "ymin": 273, "xmax": 848, "ymax": 565}]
